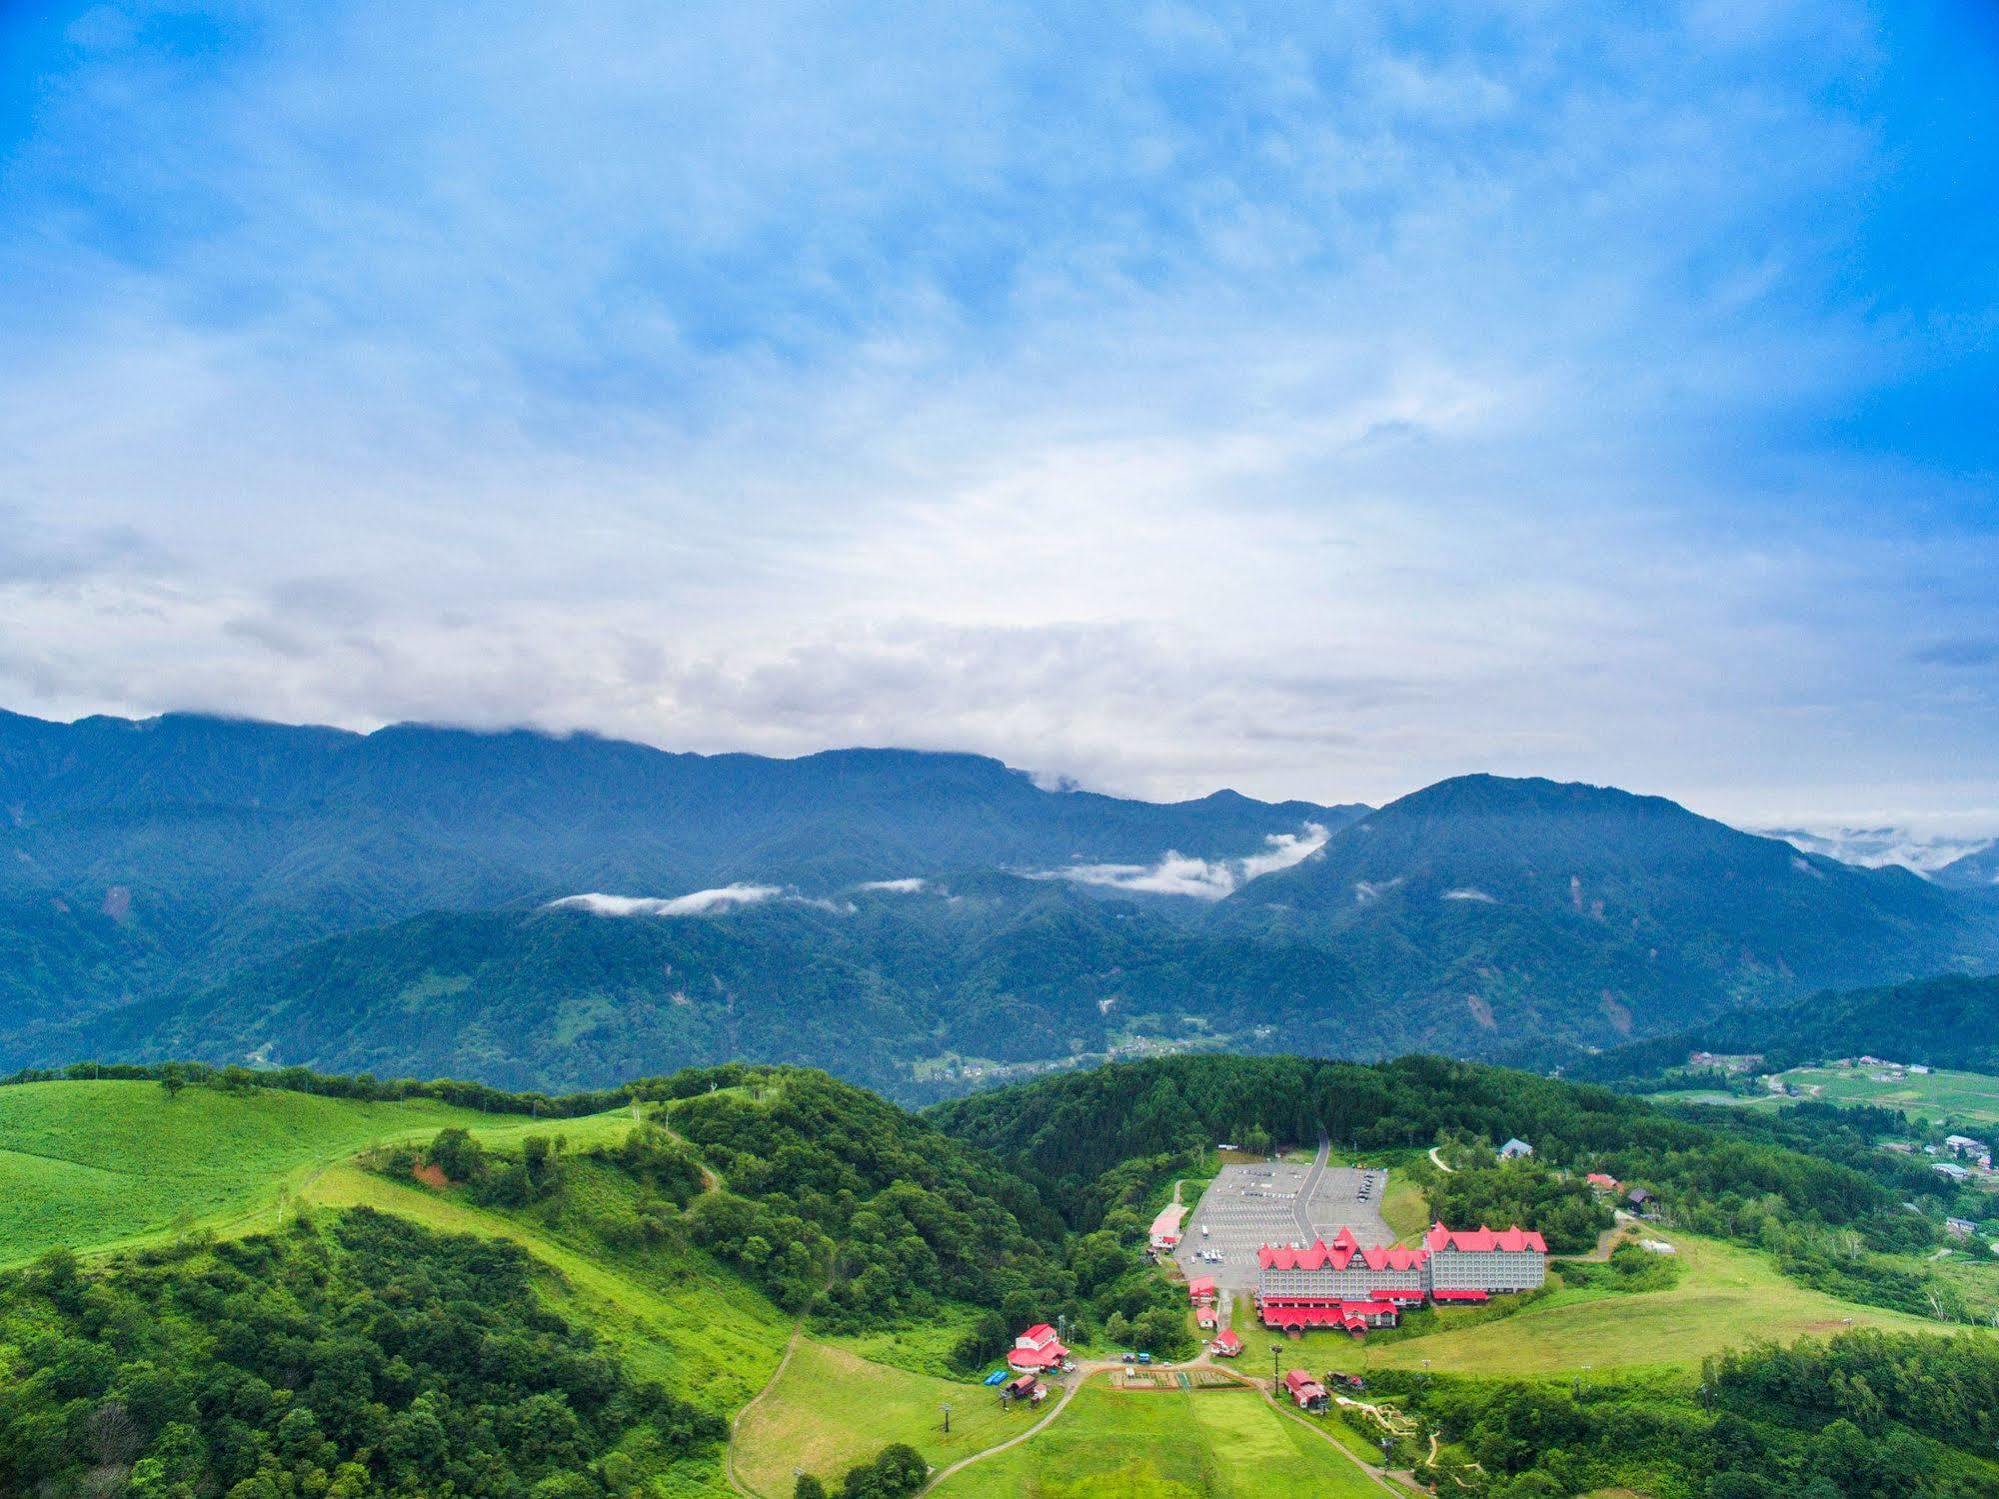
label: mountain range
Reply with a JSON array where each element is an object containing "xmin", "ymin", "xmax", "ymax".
[{"xmin": 3, "ymin": 708, "xmax": 1995, "ymax": 1099}]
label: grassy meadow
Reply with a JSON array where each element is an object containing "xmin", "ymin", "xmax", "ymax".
[
  {"xmin": 929, "ymin": 1377, "xmax": 1383, "ymax": 1497},
  {"xmin": 734, "ymin": 1338, "xmax": 1023, "ymax": 1496},
  {"xmin": 0, "ymin": 1079, "xmax": 534, "ymax": 1264},
  {"xmin": 1780, "ymin": 1065, "xmax": 1999, "ymax": 1125}
]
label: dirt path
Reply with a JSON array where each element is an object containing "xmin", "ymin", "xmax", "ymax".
[
  {"xmin": 727, "ymin": 1327, "xmax": 805, "ymax": 1498},
  {"xmin": 1428, "ymin": 1146, "xmax": 1454, "ymax": 1174}
]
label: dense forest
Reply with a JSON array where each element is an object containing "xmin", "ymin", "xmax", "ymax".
[
  {"xmin": 0, "ymin": 1210, "xmax": 724, "ymax": 1498},
  {"xmin": 1376, "ymin": 1328, "xmax": 1999, "ymax": 1497}
]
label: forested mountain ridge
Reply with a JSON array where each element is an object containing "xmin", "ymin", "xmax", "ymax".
[
  {"xmin": 5, "ymin": 710, "xmax": 1997, "ymax": 1101},
  {"xmin": 1221, "ymin": 774, "xmax": 1996, "ymax": 1044},
  {"xmin": 0, "ymin": 708, "xmax": 1359, "ymax": 1025}
]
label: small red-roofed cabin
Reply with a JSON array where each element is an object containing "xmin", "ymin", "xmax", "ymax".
[
  {"xmin": 1187, "ymin": 1275, "xmax": 1217, "ymax": 1304},
  {"xmin": 1284, "ymin": 1369, "xmax": 1330, "ymax": 1411},
  {"xmin": 1211, "ymin": 1329, "xmax": 1243, "ymax": 1358},
  {"xmin": 1585, "ymin": 1172, "xmax": 1620, "ymax": 1193},
  {"xmin": 1007, "ymin": 1323, "xmax": 1070, "ymax": 1372}
]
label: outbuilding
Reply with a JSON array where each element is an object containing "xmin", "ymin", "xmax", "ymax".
[{"xmin": 1284, "ymin": 1369, "xmax": 1330, "ymax": 1412}]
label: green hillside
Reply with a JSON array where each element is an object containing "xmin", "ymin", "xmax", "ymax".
[
  {"xmin": 0, "ymin": 1078, "xmax": 535, "ymax": 1265},
  {"xmin": 11, "ymin": 1058, "xmax": 1999, "ymax": 1497},
  {"xmin": 7, "ymin": 710, "xmax": 1998, "ymax": 1103}
]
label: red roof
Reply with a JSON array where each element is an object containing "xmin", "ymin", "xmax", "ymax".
[
  {"xmin": 1018, "ymin": 1323, "xmax": 1059, "ymax": 1346},
  {"xmin": 1187, "ymin": 1275, "xmax": 1217, "ymax": 1298},
  {"xmin": 1007, "ymin": 1344, "xmax": 1068, "ymax": 1370},
  {"xmin": 1424, "ymin": 1222, "xmax": 1547, "ymax": 1254},
  {"xmin": 1585, "ymin": 1172, "xmax": 1619, "ymax": 1190},
  {"xmin": 1259, "ymin": 1298, "xmax": 1399, "ymax": 1330},
  {"xmin": 1284, "ymin": 1370, "xmax": 1328, "ymax": 1400},
  {"xmin": 1257, "ymin": 1239, "xmax": 1430, "ymax": 1272},
  {"xmin": 1212, "ymin": 1330, "xmax": 1243, "ymax": 1354},
  {"xmin": 1430, "ymin": 1289, "xmax": 1490, "ymax": 1303}
]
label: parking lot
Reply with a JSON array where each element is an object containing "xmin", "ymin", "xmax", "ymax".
[{"xmin": 1173, "ymin": 1142, "xmax": 1394, "ymax": 1291}]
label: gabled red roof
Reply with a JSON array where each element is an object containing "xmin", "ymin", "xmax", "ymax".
[
  {"xmin": 1006, "ymin": 1344, "xmax": 1067, "ymax": 1370},
  {"xmin": 1212, "ymin": 1329, "xmax": 1243, "ymax": 1353},
  {"xmin": 1187, "ymin": 1275, "xmax": 1217, "ymax": 1297},
  {"xmin": 1018, "ymin": 1323, "xmax": 1058, "ymax": 1346},
  {"xmin": 1284, "ymin": 1369, "xmax": 1326, "ymax": 1399},
  {"xmin": 1424, "ymin": 1222, "xmax": 1547, "ymax": 1254},
  {"xmin": 1257, "ymin": 1238, "xmax": 1431, "ymax": 1272}
]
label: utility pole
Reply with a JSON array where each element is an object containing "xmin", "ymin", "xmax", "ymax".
[{"xmin": 942, "ymin": 1403, "xmax": 951, "ymax": 1434}]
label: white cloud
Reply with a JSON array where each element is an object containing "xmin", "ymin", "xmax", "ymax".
[
  {"xmin": 1442, "ymin": 888, "xmax": 1496, "ymax": 902},
  {"xmin": 1756, "ymin": 821, "xmax": 1999, "ymax": 875},
  {"xmin": 854, "ymin": 877, "xmax": 929, "ymax": 893},
  {"xmin": 1039, "ymin": 822, "xmax": 1329, "ymax": 900},
  {"xmin": 0, "ymin": 2, "xmax": 1995, "ymax": 830},
  {"xmin": 550, "ymin": 884, "xmax": 789, "ymax": 916}
]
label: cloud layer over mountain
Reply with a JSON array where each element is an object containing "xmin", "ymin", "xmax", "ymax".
[{"xmin": 2, "ymin": 3, "xmax": 1996, "ymax": 830}]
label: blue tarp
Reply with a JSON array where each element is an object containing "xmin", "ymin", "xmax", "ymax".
[{"xmin": 982, "ymin": 1370, "xmax": 1009, "ymax": 1386}]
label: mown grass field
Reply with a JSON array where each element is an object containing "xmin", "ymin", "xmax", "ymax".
[
  {"xmin": 734, "ymin": 1338, "xmax": 1024, "ymax": 1496},
  {"xmin": 1228, "ymin": 1228, "xmax": 1972, "ymax": 1377},
  {"xmin": 0, "ymin": 1079, "xmax": 533, "ymax": 1264},
  {"xmin": 1780, "ymin": 1065, "xmax": 1999, "ymax": 1125},
  {"xmin": 930, "ymin": 1377, "xmax": 1383, "ymax": 1497}
]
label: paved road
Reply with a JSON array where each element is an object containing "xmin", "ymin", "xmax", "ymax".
[
  {"xmin": 1175, "ymin": 1141, "xmax": 1394, "ymax": 1292},
  {"xmin": 1293, "ymin": 1135, "xmax": 1332, "ymax": 1240}
]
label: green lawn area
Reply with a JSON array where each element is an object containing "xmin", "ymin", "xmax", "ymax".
[
  {"xmin": 1225, "ymin": 1229, "xmax": 1979, "ymax": 1378},
  {"xmin": 0, "ymin": 1079, "xmax": 580, "ymax": 1264},
  {"xmin": 1778, "ymin": 1066, "xmax": 1999, "ymax": 1126},
  {"xmin": 733, "ymin": 1338, "xmax": 1020, "ymax": 1497},
  {"xmin": 930, "ymin": 1377, "xmax": 1382, "ymax": 1497}
]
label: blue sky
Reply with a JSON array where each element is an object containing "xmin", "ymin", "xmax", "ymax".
[{"xmin": 1, "ymin": 1, "xmax": 1997, "ymax": 852}]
